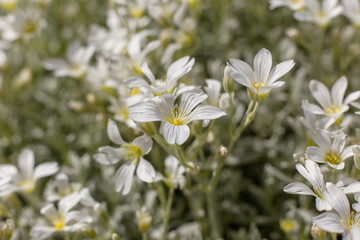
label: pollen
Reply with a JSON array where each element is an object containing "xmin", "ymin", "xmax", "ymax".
[
  {"xmin": 170, "ymin": 118, "xmax": 183, "ymax": 126},
  {"xmin": 325, "ymin": 105, "xmax": 340, "ymax": 114},
  {"xmin": 123, "ymin": 144, "xmax": 142, "ymax": 160},
  {"xmin": 54, "ymin": 220, "xmax": 65, "ymax": 230},
  {"xmin": 254, "ymin": 82, "xmax": 265, "ymax": 92},
  {"xmin": 325, "ymin": 152, "xmax": 341, "ymax": 165}
]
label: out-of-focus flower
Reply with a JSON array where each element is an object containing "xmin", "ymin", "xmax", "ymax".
[
  {"xmin": 294, "ymin": 0, "xmax": 343, "ymax": 27},
  {"xmin": 0, "ymin": 0, "xmax": 17, "ymax": 11},
  {"xmin": 342, "ymin": 0, "xmax": 360, "ymax": 27},
  {"xmin": 128, "ymin": 91, "xmax": 226, "ymax": 145},
  {"xmin": 307, "ymin": 77, "xmax": 360, "ymax": 126},
  {"xmin": 43, "ymin": 41, "xmax": 95, "ymax": 79},
  {"xmin": 44, "ymin": 173, "xmax": 97, "ymax": 207},
  {"xmin": 0, "ymin": 149, "xmax": 59, "ymax": 196},
  {"xmin": 30, "ymin": 193, "xmax": 92, "ymax": 240},
  {"xmin": 228, "ymin": 48, "xmax": 295, "ymax": 102},
  {"xmin": 136, "ymin": 207, "xmax": 152, "ymax": 233},
  {"xmin": 0, "ymin": 7, "xmax": 45, "ymax": 41},
  {"xmin": 125, "ymin": 56, "xmax": 195, "ymax": 96},
  {"xmin": 300, "ymin": 100, "xmax": 331, "ymax": 135},
  {"xmin": 94, "ymin": 119, "xmax": 155, "ymax": 195},
  {"xmin": 156, "ymin": 155, "xmax": 186, "ymax": 189},
  {"xmin": 269, "ymin": 0, "xmax": 306, "ymax": 11},
  {"xmin": 284, "ymin": 160, "xmax": 331, "ymax": 211},
  {"xmin": 306, "ymin": 129, "xmax": 353, "ymax": 169}
]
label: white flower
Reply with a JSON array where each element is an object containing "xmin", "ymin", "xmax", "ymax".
[
  {"xmin": 43, "ymin": 41, "xmax": 95, "ymax": 79},
  {"xmin": 0, "ymin": 7, "xmax": 45, "ymax": 41},
  {"xmin": 313, "ymin": 183, "xmax": 355, "ymax": 235},
  {"xmin": 44, "ymin": 173, "xmax": 97, "ymax": 207},
  {"xmin": 30, "ymin": 193, "xmax": 92, "ymax": 240},
  {"xmin": 228, "ymin": 48, "xmax": 295, "ymax": 102},
  {"xmin": 127, "ymin": 91, "xmax": 226, "ymax": 145},
  {"xmin": 300, "ymin": 100, "xmax": 331, "ymax": 135},
  {"xmin": 156, "ymin": 156, "xmax": 186, "ymax": 189},
  {"xmin": 203, "ymin": 79, "xmax": 229, "ymax": 127},
  {"xmin": 124, "ymin": 56, "xmax": 195, "ymax": 96},
  {"xmin": 342, "ymin": 0, "xmax": 360, "ymax": 27},
  {"xmin": 306, "ymin": 129, "xmax": 353, "ymax": 169},
  {"xmin": 294, "ymin": 0, "xmax": 343, "ymax": 27},
  {"xmin": 269, "ymin": 0, "xmax": 306, "ymax": 11},
  {"xmin": 307, "ymin": 77, "xmax": 360, "ymax": 125},
  {"xmin": 284, "ymin": 160, "xmax": 331, "ymax": 211},
  {"xmin": 94, "ymin": 119, "xmax": 156, "ymax": 195},
  {"xmin": 0, "ymin": 149, "xmax": 58, "ymax": 196}
]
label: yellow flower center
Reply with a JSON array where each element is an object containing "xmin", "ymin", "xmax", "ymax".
[
  {"xmin": 292, "ymin": 0, "xmax": 303, "ymax": 4},
  {"xmin": 168, "ymin": 107, "xmax": 184, "ymax": 126},
  {"xmin": 130, "ymin": 5, "xmax": 144, "ymax": 19},
  {"xmin": 54, "ymin": 220, "xmax": 65, "ymax": 230},
  {"xmin": 253, "ymin": 82, "xmax": 265, "ymax": 92},
  {"xmin": 122, "ymin": 144, "xmax": 142, "ymax": 160},
  {"xmin": 18, "ymin": 179, "xmax": 36, "ymax": 193},
  {"xmin": 325, "ymin": 105, "xmax": 340, "ymax": 114},
  {"xmin": 313, "ymin": 186, "xmax": 325, "ymax": 200},
  {"xmin": 0, "ymin": 0, "xmax": 17, "ymax": 11},
  {"xmin": 130, "ymin": 87, "xmax": 139, "ymax": 96},
  {"xmin": 317, "ymin": 12, "xmax": 326, "ymax": 19},
  {"xmin": 325, "ymin": 152, "xmax": 341, "ymax": 165},
  {"xmin": 118, "ymin": 107, "xmax": 129, "ymax": 120},
  {"xmin": 280, "ymin": 218, "xmax": 295, "ymax": 233}
]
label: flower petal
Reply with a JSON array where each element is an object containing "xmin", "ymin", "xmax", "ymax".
[
  {"xmin": 132, "ymin": 135, "xmax": 153, "ymax": 155},
  {"xmin": 107, "ymin": 119, "xmax": 126, "ymax": 145},
  {"xmin": 283, "ymin": 182, "xmax": 316, "ymax": 196},
  {"xmin": 33, "ymin": 162, "xmax": 59, "ymax": 180},
  {"xmin": 136, "ymin": 158, "xmax": 156, "ymax": 183},
  {"xmin": 253, "ymin": 48, "xmax": 272, "ymax": 84},
  {"xmin": 115, "ymin": 164, "xmax": 136, "ymax": 195},
  {"xmin": 162, "ymin": 122, "xmax": 190, "ymax": 145},
  {"xmin": 187, "ymin": 105, "xmax": 226, "ymax": 122},
  {"xmin": 128, "ymin": 102, "xmax": 163, "ymax": 122},
  {"xmin": 18, "ymin": 148, "xmax": 35, "ymax": 179}
]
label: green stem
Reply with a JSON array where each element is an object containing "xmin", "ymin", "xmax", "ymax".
[
  {"xmin": 162, "ymin": 188, "xmax": 174, "ymax": 240},
  {"xmin": 142, "ymin": 232, "xmax": 148, "ymax": 240},
  {"xmin": 206, "ymin": 191, "xmax": 221, "ymax": 240}
]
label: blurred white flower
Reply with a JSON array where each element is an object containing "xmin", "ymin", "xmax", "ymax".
[
  {"xmin": 294, "ymin": 0, "xmax": 343, "ymax": 27},
  {"xmin": 228, "ymin": 48, "xmax": 294, "ymax": 102},
  {"xmin": 44, "ymin": 173, "xmax": 97, "ymax": 207},
  {"xmin": 30, "ymin": 193, "xmax": 92, "ymax": 240},
  {"xmin": 43, "ymin": 41, "xmax": 95, "ymax": 79},
  {"xmin": 94, "ymin": 119, "xmax": 155, "ymax": 195},
  {"xmin": 128, "ymin": 91, "xmax": 226, "ymax": 145},
  {"xmin": 156, "ymin": 155, "xmax": 186, "ymax": 189},
  {"xmin": 306, "ymin": 129, "xmax": 353, "ymax": 169},
  {"xmin": 0, "ymin": 0, "xmax": 17, "ymax": 11},
  {"xmin": 300, "ymin": 100, "xmax": 331, "ymax": 135},
  {"xmin": 269, "ymin": 0, "xmax": 306, "ymax": 11},
  {"xmin": 307, "ymin": 77, "xmax": 360, "ymax": 126},
  {"xmin": 342, "ymin": 0, "xmax": 360, "ymax": 27},
  {"xmin": 125, "ymin": 56, "xmax": 195, "ymax": 96},
  {"xmin": 0, "ymin": 149, "xmax": 58, "ymax": 196},
  {"xmin": 284, "ymin": 160, "xmax": 332, "ymax": 211},
  {"xmin": 0, "ymin": 7, "xmax": 45, "ymax": 41}
]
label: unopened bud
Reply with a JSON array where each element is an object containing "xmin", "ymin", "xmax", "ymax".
[
  {"xmin": 220, "ymin": 145, "xmax": 227, "ymax": 157},
  {"xmin": 186, "ymin": 162, "xmax": 199, "ymax": 175},
  {"xmin": 353, "ymin": 146, "xmax": 360, "ymax": 169},
  {"xmin": 223, "ymin": 66, "xmax": 233, "ymax": 93},
  {"xmin": 81, "ymin": 224, "xmax": 97, "ymax": 238},
  {"xmin": 112, "ymin": 233, "xmax": 121, "ymax": 240},
  {"xmin": 136, "ymin": 208, "xmax": 152, "ymax": 233},
  {"xmin": 311, "ymin": 224, "xmax": 325, "ymax": 240},
  {"xmin": 94, "ymin": 203, "xmax": 109, "ymax": 222}
]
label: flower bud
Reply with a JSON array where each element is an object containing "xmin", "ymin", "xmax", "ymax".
[
  {"xmin": 220, "ymin": 145, "xmax": 227, "ymax": 157},
  {"xmin": 223, "ymin": 66, "xmax": 233, "ymax": 93},
  {"xmin": 353, "ymin": 146, "xmax": 360, "ymax": 169},
  {"xmin": 94, "ymin": 203, "xmax": 109, "ymax": 222},
  {"xmin": 112, "ymin": 233, "xmax": 121, "ymax": 240},
  {"xmin": 136, "ymin": 208, "xmax": 152, "ymax": 233}
]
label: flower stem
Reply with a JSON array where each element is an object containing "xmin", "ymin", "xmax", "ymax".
[{"xmin": 162, "ymin": 187, "xmax": 174, "ymax": 240}]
